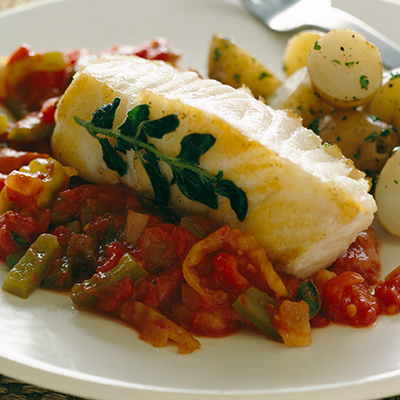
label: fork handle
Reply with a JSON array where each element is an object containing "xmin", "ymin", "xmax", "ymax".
[{"xmin": 316, "ymin": 7, "xmax": 400, "ymax": 69}]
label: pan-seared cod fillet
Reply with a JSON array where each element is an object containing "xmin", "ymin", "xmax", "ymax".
[{"xmin": 52, "ymin": 55, "xmax": 376, "ymax": 278}]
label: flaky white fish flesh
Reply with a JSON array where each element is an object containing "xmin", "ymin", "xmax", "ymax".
[{"xmin": 52, "ymin": 55, "xmax": 376, "ymax": 278}]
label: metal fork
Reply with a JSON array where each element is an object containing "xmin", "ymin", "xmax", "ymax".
[{"xmin": 241, "ymin": 0, "xmax": 400, "ymax": 69}]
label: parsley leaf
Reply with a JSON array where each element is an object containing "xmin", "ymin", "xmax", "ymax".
[
  {"xmin": 173, "ymin": 167, "xmax": 219, "ymax": 209},
  {"xmin": 117, "ymin": 104, "xmax": 150, "ymax": 153},
  {"xmin": 74, "ymin": 98, "xmax": 248, "ymax": 221},
  {"xmin": 141, "ymin": 114, "xmax": 179, "ymax": 139},
  {"xmin": 313, "ymin": 41, "xmax": 321, "ymax": 50},
  {"xmin": 98, "ymin": 136, "xmax": 127, "ymax": 176},
  {"xmin": 360, "ymin": 75, "xmax": 370, "ymax": 90},
  {"xmin": 365, "ymin": 132, "xmax": 379, "ymax": 142},
  {"xmin": 178, "ymin": 133, "xmax": 216, "ymax": 165},
  {"xmin": 142, "ymin": 158, "xmax": 170, "ymax": 206},
  {"xmin": 308, "ymin": 118, "xmax": 321, "ymax": 134},
  {"xmin": 259, "ymin": 71, "xmax": 271, "ymax": 80},
  {"xmin": 91, "ymin": 97, "xmax": 120, "ymax": 129},
  {"xmin": 215, "ymin": 179, "xmax": 248, "ymax": 222}
]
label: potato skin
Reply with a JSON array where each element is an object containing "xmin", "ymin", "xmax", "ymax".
[
  {"xmin": 208, "ymin": 34, "xmax": 281, "ymax": 100},
  {"xmin": 307, "ymin": 29, "xmax": 382, "ymax": 108},
  {"xmin": 283, "ymin": 30, "xmax": 323, "ymax": 77},
  {"xmin": 316, "ymin": 109, "xmax": 400, "ymax": 177}
]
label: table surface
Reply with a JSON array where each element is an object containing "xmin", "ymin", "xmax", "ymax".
[{"xmin": 0, "ymin": 0, "xmax": 400, "ymax": 399}]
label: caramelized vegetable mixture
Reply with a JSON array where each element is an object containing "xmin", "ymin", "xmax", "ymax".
[{"xmin": 0, "ymin": 35, "xmax": 399, "ymax": 354}]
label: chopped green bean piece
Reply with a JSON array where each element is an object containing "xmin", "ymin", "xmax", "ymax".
[{"xmin": 2, "ymin": 233, "xmax": 60, "ymax": 299}]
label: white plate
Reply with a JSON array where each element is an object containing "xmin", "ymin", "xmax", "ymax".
[{"xmin": 0, "ymin": 0, "xmax": 400, "ymax": 399}]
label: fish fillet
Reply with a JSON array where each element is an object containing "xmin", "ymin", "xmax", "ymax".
[{"xmin": 51, "ymin": 55, "xmax": 376, "ymax": 278}]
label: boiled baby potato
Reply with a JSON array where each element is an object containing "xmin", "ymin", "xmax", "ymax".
[
  {"xmin": 307, "ymin": 29, "xmax": 382, "ymax": 108},
  {"xmin": 209, "ymin": 34, "xmax": 281, "ymax": 100},
  {"xmin": 268, "ymin": 66, "xmax": 333, "ymax": 128},
  {"xmin": 375, "ymin": 147, "xmax": 400, "ymax": 236},
  {"xmin": 368, "ymin": 68, "xmax": 400, "ymax": 130},
  {"xmin": 283, "ymin": 30, "xmax": 324, "ymax": 77},
  {"xmin": 316, "ymin": 109, "xmax": 400, "ymax": 177}
]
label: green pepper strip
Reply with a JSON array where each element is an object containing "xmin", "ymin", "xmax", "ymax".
[
  {"xmin": 233, "ymin": 286, "xmax": 283, "ymax": 342},
  {"xmin": 71, "ymin": 253, "xmax": 147, "ymax": 308},
  {"xmin": 2, "ymin": 233, "xmax": 61, "ymax": 299},
  {"xmin": 296, "ymin": 279, "xmax": 321, "ymax": 319}
]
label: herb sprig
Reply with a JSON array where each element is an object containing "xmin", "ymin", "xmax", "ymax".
[{"xmin": 74, "ymin": 97, "xmax": 248, "ymax": 221}]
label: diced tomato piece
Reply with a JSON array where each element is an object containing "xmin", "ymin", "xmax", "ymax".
[
  {"xmin": 39, "ymin": 96, "xmax": 58, "ymax": 124},
  {"xmin": 330, "ymin": 229, "xmax": 381, "ymax": 286},
  {"xmin": 132, "ymin": 266, "xmax": 183, "ymax": 311},
  {"xmin": 52, "ymin": 225, "xmax": 74, "ymax": 248},
  {"xmin": 97, "ymin": 241, "xmax": 126, "ymax": 273},
  {"xmin": 321, "ymin": 271, "xmax": 381, "ymax": 327},
  {"xmin": 375, "ymin": 266, "xmax": 400, "ymax": 315},
  {"xmin": 98, "ymin": 276, "xmax": 134, "ymax": 312},
  {"xmin": 0, "ymin": 211, "xmax": 38, "ymax": 256},
  {"xmin": 133, "ymin": 38, "xmax": 181, "ymax": 64},
  {"xmin": 136, "ymin": 223, "xmax": 198, "ymax": 273},
  {"xmin": 212, "ymin": 251, "xmax": 250, "ymax": 295},
  {"xmin": 8, "ymin": 44, "xmax": 31, "ymax": 64}
]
